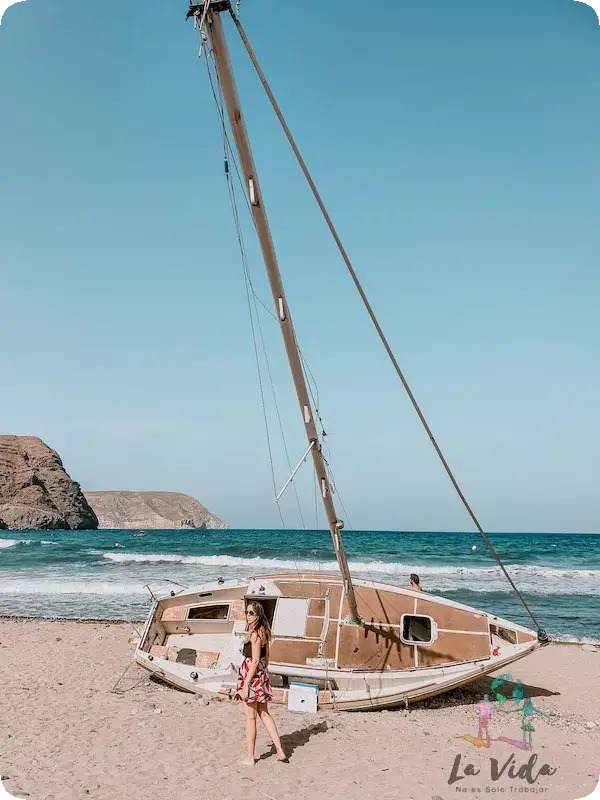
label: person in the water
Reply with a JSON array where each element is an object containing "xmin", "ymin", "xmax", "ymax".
[{"xmin": 410, "ymin": 573, "xmax": 422, "ymax": 592}]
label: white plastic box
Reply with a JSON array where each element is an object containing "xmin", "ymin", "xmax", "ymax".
[{"xmin": 287, "ymin": 681, "xmax": 318, "ymax": 713}]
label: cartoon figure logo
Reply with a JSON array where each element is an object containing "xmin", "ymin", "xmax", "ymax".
[{"xmin": 459, "ymin": 673, "xmax": 551, "ymax": 751}]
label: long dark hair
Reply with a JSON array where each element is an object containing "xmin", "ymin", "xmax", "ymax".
[{"xmin": 245, "ymin": 600, "xmax": 272, "ymax": 647}]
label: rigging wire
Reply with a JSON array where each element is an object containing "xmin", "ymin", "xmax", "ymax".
[
  {"xmin": 203, "ymin": 51, "xmax": 284, "ymax": 530},
  {"xmin": 324, "ymin": 462, "xmax": 383, "ymax": 618},
  {"xmin": 203, "ymin": 47, "xmax": 322, "ymax": 581},
  {"xmin": 229, "ymin": 9, "xmax": 548, "ymax": 640},
  {"xmin": 203, "ymin": 36, "xmax": 334, "ymax": 558},
  {"xmin": 204, "ymin": 31, "xmax": 329, "ymax": 459},
  {"xmin": 205, "ymin": 49, "xmax": 308, "ymax": 533}
]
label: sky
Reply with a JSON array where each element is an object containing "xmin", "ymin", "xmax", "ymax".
[{"xmin": 0, "ymin": 0, "xmax": 598, "ymax": 533}]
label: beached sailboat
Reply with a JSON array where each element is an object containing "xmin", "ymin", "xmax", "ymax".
[{"xmin": 135, "ymin": 0, "xmax": 548, "ymax": 710}]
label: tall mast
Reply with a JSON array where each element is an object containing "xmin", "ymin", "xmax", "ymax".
[{"xmin": 193, "ymin": 2, "xmax": 360, "ymax": 625}]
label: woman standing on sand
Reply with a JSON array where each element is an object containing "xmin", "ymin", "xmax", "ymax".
[{"xmin": 235, "ymin": 600, "xmax": 288, "ymax": 766}]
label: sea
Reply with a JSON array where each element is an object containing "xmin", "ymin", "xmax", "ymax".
[{"xmin": 0, "ymin": 529, "xmax": 598, "ymax": 643}]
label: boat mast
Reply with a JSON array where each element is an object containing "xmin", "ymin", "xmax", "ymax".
[{"xmin": 193, "ymin": 1, "xmax": 360, "ymax": 625}]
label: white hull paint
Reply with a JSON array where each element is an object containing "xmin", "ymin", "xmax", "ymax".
[{"xmin": 134, "ymin": 573, "xmax": 542, "ymax": 711}]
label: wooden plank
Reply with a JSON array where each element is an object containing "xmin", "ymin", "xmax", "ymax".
[
  {"xmin": 310, "ymin": 598, "xmax": 326, "ymax": 615},
  {"xmin": 161, "ymin": 605, "xmax": 188, "ymax": 622},
  {"xmin": 269, "ymin": 639, "xmax": 320, "ymax": 665},
  {"xmin": 416, "ymin": 599, "xmax": 489, "ymax": 633},
  {"xmin": 306, "ymin": 616, "xmax": 325, "ymax": 639},
  {"xmin": 417, "ymin": 631, "xmax": 490, "ymax": 666},
  {"xmin": 341, "ymin": 587, "xmax": 415, "ymax": 623},
  {"xmin": 336, "ymin": 623, "xmax": 414, "ymax": 670}
]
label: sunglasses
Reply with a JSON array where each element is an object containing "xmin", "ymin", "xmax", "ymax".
[{"xmin": 246, "ymin": 610, "xmax": 257, "ymax": 616}]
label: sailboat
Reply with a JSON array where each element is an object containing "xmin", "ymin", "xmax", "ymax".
[{"xmin": 134, "ymin": 0, "xmax": 548, "ymax": 711}]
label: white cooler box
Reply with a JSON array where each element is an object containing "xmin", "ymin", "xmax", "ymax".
[{"xmin": 287, "ymin": 681, "xmax": 318, "ymax": 713}]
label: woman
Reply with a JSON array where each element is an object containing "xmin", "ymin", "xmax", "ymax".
[{"xmin": 235, "ymin": 600, "xmax": 288, "ymax": 765}]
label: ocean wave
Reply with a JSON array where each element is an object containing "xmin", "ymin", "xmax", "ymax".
[
  {"xmin": 103, "ymin": 552, "xmax": 336, "ymax": 568},
  {"xmin": 0, "ymin": 539, "xmax": 54, "ymax": 549},
  {"xmin": 100, "ymin": 553, "xmax": 600, "ymax": 596},
  {"xmin": 550, "ymin": 633, "xmax": 600, "ymax": 645},
  {"xmin": 0, "ymin": 579, "xmax": 147, "ymax": 595},
  {"xmin": 101, "ymin": 551, "xmax": 600, "ymax": 578},
  {"xmin": 0, "ymin": 539, "xmax": 32, "ymax": 549}
]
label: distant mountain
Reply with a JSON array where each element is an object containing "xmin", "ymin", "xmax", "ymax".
[
  {"xmin": 0, "ymin": 435, "xmax": 98, "ymax": 530},
  {"xmin": 84, "ymin": 491, "xmax": 227, "ymax": 530}
]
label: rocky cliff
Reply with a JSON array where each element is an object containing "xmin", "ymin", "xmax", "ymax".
[
  {"xmin": 84, "ymin": 491, "xmax": 227, "ymax": 530},
  {"xmin": 0, "ymin": 436, "xmax": 99, "ymax": 530}
]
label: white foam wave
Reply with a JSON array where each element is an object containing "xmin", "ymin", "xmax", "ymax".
[
  {"xmin": 102, "ymin": 552, "xmax": 600, "ymax": 578},
  {"xmin": 0, "ymin": 539, "xmax": 31, "ymax": 549},
  {"xmin": 0, "ymin": 579, "xmax": 146, "ymax": 595},
  {"xmin": 103, "ymin": 552, "xmax": 335, "ymax": 568},
  {"xmin": 551, "ymin": 633, "xmax": 600, "ymax": 645},
  {"xmin": 100, "ymin": 553, "xmax": 600, "ymax": 596}
]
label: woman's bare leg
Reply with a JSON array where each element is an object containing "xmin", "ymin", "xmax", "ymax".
[
  {"xmin": 257, "ymin": 702, "xmax": 287, "ymax": 761},
  {"xmin": 240, "ymin": 702, "xmax": 257, "ymax": 765}
]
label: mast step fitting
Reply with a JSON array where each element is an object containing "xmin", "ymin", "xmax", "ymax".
[{"xmin": 186, "ymin": 1, "xmax": 231, "ymax": 20}]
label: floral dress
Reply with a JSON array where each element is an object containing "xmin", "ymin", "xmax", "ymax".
[{"xmin": 235, "ymin": 637, "xmax": 273, "ymax": 703}]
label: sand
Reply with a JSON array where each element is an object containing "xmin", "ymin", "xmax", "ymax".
[{"xmin": 0, "ymin": 619, "xmax": 598, "ymax": 800}]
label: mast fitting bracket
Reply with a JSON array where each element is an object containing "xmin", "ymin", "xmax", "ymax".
[{"xmin": 186, "ymin": 1, "xmax": 231, "ymax": 21}]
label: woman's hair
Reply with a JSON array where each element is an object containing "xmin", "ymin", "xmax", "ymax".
[
  {"xmin": 410, "ymin": 573, "xmax": 420, "ymax": 585},
  {"xmin": 245, "ymin": 600, "xmax": 272, "ymax": 646}
]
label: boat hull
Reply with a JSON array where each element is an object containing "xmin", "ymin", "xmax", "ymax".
[{"xmin": 134, "ymin": 573, "xmax": 541, "ymax": 711}]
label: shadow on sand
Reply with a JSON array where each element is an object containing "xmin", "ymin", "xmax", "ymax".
[
  {"xmin": 410, "ymin": 675, "xmax": 560, "ymax": 710},
  {"xmin": 257, "ymin": 721, "xmax": 329, "ymax": 761}
]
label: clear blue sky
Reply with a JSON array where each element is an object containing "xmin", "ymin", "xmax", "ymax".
[{"xmin": 1, "ymin": 0, "xmax": 598, "ymax": 532}]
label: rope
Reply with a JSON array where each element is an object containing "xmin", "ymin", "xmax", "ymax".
[
  {"xmin": 253, "ymin": 292, "xmax": 308, "ymax": 530},
  {"xmin": 229, "ymin": 10, "xmax": 548, "ymax": 640},
  {"xmin": 111, "ymin": 660, "xmax": 149, "ymax": 694},
  {"xmin": 193, "ymin": 3, "xmax": 210, "ymax": 58}
]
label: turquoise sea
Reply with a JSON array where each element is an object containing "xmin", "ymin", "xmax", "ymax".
[{"xmin": 0, "ymin": 530, "xmax": 598, "ymax": 642}]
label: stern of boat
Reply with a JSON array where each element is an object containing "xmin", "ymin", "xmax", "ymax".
[{"xmin": 134, "ymin": 577, "xmax": 282, "ymax": 696}]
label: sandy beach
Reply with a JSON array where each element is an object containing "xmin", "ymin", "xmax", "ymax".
[{"xmin": 0, "ymin": 618, "xmax": 598, "ymax": 800}]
